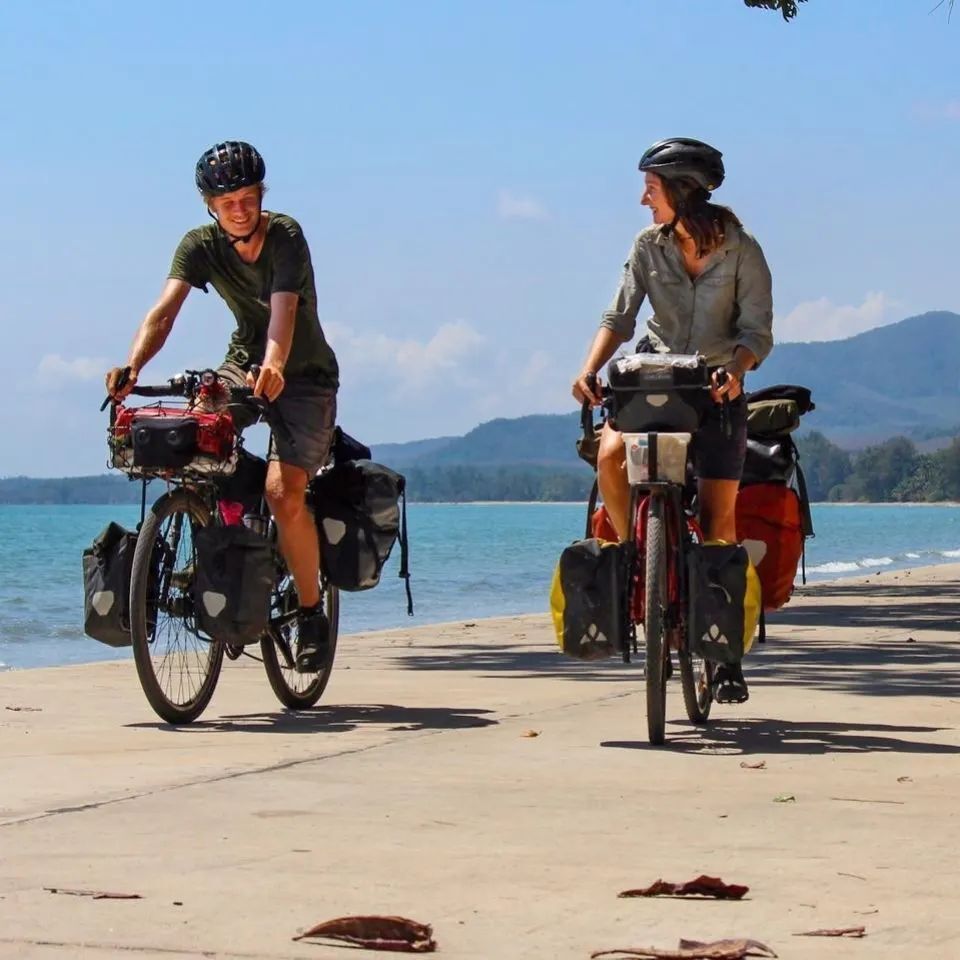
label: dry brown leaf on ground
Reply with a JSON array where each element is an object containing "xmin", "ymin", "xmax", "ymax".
[
  {"xmin": 618, "ymin": 875, "xmax": 749, "ymax": 900},
  {"xmin": 45, "ymin": 887, "xmax": 141, "ymax": 900},
  {"xmin": 773, "ymin": 794, "xmax": 795, "ymax": 803},
  {"xmin": 897, "ymin": 776, "xmax": 913, "ymax": 783},
  {"xmin": 592, "ymin": 938, "xmax": 776, "ymax": 959},
  {"xmin": 522, "ymin": 730, "xmax": 541, "ymax": 738},
  {"xmin": 293, "ymin": 915, "xmax": 436, "ymax": 952},
  {"xmin": 793, "ymin": 926, "xmax": 866, "ymax": 938},
  {"xmin": 5, "ymin": 706, "xmax": 42, "ymax": 712},
  {"xmin": 739, "ymin": 761, "xmax": 766, "ymax": 770}
]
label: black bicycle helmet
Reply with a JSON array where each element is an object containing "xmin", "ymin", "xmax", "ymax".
[
  {"xmin": 638, "ymin": 138, "xmax": 724, "ymax": 192},
  {"xmin": 195, "ymin": 141, "xmax": 266, "ymax": 196}
]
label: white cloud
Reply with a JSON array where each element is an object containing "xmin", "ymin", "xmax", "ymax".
[
  {"xmin": 37, "ymin": 353, "xmax": 107, "ymax": 383},
  {"xmin": 325, "ymin": 320, "xmax": 485, "ymax": 392},
  {"xmin": 497, "ymin": 190, "xmax": 548, "ymax": 221},
  {"xmin": 776, "ymin": 292, "xmax": 905, "ymax": 343}
]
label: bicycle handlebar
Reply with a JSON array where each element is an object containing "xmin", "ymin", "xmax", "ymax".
[
  {"xmin": 101, "ymin": 366, "xmax": 297, "ymax": 450},
  {"xmin": 580, "ymin": 367, "xmax": 734, "ymax": 440}
]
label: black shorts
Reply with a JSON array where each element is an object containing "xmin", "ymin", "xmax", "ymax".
[
  {"xmin": 217, "ymin": 362, "xmax": 337, "ymax": 476},
  {"xmin": 691, "ymin": 393, "xmax": 747, "ymax": 482}
]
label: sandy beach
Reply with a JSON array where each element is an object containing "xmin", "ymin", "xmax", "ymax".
[{"xmin": 1, "ymin": 563, "xmax": 958, "ymax": 958}]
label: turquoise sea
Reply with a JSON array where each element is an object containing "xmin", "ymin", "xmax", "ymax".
[{"xmin": 2, "ymin": 502, "xmax": 960, "ymax": 671}]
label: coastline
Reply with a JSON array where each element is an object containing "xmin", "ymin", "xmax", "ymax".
[{"xmin": 4, "ymin": 560, "xmax": 960, "ymax": 674}]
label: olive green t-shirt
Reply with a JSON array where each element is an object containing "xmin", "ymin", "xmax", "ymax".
[{"xmin": 168, "ymin": 213, "xmax": 339, "ymax": 387}]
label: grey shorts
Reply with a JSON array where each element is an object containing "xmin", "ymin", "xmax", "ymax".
[
  {"xmin": 691, "ymin": 393, "xmax": 748, "ymax": 482},
  {"xmin": 217, "ymin": 362, "xmax": 337, "ymax": 476}
]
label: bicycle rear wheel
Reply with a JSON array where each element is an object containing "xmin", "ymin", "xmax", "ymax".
[
  {"xmin": 130, "ymin": 488, "xmax": 224, "ymax": 724},
  {"xmin": 261, "ymin": 576, "xmax": 339, "ymax": 709},
  {"xmin": 643, "ymin": 495, "xmax": 668, "ymax": 745}
]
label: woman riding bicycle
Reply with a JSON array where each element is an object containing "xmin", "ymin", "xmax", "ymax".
[
  {"xmin": 571, "ymin": 137, "xmax": 773, "ymax": 704},
  {"xmin": 105, "ymin": 140, "xmax": 338, "ymax": 673}
]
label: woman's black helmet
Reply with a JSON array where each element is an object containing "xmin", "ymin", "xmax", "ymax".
[
  {"xmin": 638, "ymin": 138, "xmax": 724, "ymax": 192},
  {"xmin": 195, "ymin": 141, "xmax": 266, "ymax": 196}
]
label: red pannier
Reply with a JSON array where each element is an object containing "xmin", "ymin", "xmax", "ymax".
[
  {"xmin": 736, "ymin": 482, "xmax": 804, "ymax": 611},
  {"xmin": 111, "ymin": 405, "xmax": 237, "ymax": 476}
]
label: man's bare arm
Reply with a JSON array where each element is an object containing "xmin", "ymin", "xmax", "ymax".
[
  {"xmin": 251, "ymin": 291, "xmax": 298, "ymax": 401},
  {"xmin": 106, "ymin": 279, "xmax": 192, "ymax": 397}
]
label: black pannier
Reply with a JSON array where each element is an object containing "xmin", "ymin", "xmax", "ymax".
[
  {"xmin": 82, "ymin": 522, "xmax": 137, "ymax": 647},
  {"xmin": 310, "ymin": 460, "xmax": 412, "ymax": 611},
  {"xmin": 687, "ymin": 542, "xmax": 761, "ymax": 665},
  {"xmin": 606, "ymin": 353, "xmax": 710, "ymax": 433},
  {"xmin": 192, "ymin": 526, "xmax": 276, "ymax": 645},
  {"xmin": 132, "ymin": 417, "xmax": 199, "ymax": 468},
  {"xmin": 550, "ymin": 539, "xmax": 628, "ymax": 660}
]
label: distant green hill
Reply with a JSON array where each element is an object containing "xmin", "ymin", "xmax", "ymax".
[
  {"xmin": 5, "ymin": 311, "xmax": 960, "ymax": 504},
  {"xmin": 371, "ymin": 310, "xmax": 960, "ymax": 465}
]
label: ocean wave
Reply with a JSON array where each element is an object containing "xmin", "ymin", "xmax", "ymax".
[
  {"xmin": 861, "ymin": 557, "xmax": 894, "ymax": 566},
  {"xmin": 906, "ymin": 552, "xmax": 921, "ymax": 559},
  {"xmin": 940, "ymin": 549, "xmax": 960, "ymax": 558},
  {"xmin": 807, "ymin": 561, "xmax": 861, "ymax": 574}
]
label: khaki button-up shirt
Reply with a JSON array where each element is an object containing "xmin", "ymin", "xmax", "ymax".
[{"xmin": 600, "ymin": 221, "xmax": 774, "ymax": 368}]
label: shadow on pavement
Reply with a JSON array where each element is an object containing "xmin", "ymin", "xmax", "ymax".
[
  {"xmin": 127, "ymin": 702, "xmax": 498, "ymax": 734},
  {"xmin": 389, "ymin": 641, "xmax": 640, "ymax": 681},
  {"xmin": 602, "ymin": 716, "xmax": 960, "ymax": 756}
]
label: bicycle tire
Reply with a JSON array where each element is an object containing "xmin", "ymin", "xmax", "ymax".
[
  {"xmin": 261, "ymin": 580, "xmax": 340, "ymax": 709},
  {"xmin": 130, "ymin": 488, "xmax": 224, "ymax": 724},
  {"xmin": 644, "ymin": 495, "xmax": 668, "ymax": 745},
  {"xmin": 679, "ymin": 652, "xmax": 714, "ymax": 725}
]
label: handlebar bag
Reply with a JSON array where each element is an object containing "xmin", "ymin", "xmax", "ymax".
[
  {"xmin": 606, "ymin": 353, "xmax": 710, "ymax": 433},
  {"xmin": 82, "ymin": 522, "xmax": 137, "ymax": 647}
]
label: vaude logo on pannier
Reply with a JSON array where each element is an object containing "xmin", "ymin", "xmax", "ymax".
[{"xmin": 702, "ymin": 623, "xmax": 729, "ymax": 648}]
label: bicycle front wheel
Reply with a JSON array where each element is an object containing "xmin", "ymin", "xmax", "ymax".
[
  {"xmin": 261, "ymin": 577, "xmax": 340, "ymax": 710},
  {"xmin": 130, "ymin": 488, "xmax": 224, "ymax": 724},
  {"xmin": 680, "ymin": 651, "xmax": 714, "ymax": 725},
  {"xmin": 644, "ymin": 495, "xmax": 668, "ymax": 745}
]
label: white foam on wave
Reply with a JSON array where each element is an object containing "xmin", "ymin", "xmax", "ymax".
[
  {"xmin": 940, "ymin": 549, "xmax": 960, "ymax": 558},
  {"xmin": 860, "ymin": 557, "xmax": 894, "ymax": 567},
  {"xmin": 906, "ymin": 552, "xmax": 921, "ymax": 559},
  {"xmin": 808, "ymin": 561, "xmax": 861, "ymax": 574}
]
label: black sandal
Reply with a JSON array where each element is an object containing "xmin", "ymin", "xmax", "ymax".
[{"xmin": 712, "ymin": 662, "xmax": 749, "ymax": 704}]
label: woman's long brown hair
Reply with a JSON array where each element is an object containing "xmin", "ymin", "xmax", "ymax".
[{"xmin": 662, "ymin": 177, "xmax": 741, "ymax": 258}]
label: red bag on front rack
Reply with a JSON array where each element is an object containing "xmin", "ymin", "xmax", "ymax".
[{"xmin": 111, "ymin": 406, "xmax": 236, "ymax": 473}]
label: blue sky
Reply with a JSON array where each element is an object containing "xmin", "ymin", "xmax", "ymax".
[{"xmin": 2, "ymin": 0, "xmax": 958, "ymax": 476}]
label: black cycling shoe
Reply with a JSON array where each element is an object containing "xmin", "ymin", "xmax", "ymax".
[
  {"xmin": 295, "ymin": 606, "xmax": 330, "ymax": 673},
  {"xmin": 712, "ymin": 662, "xmax": 749, "ymax": 704}
]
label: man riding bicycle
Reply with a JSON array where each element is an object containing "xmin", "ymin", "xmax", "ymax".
[
  {"xmin": 571, "ymin": 138, "xmax": 773, "ymax": 703},
  {"xmin": 105, "ymin": 140, "xmax": 338, "ymax": 673}
]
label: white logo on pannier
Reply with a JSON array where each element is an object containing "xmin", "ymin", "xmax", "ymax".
[
  {"xmin": 322, "ymin": 517, "xmax": 347, "ymax": 546},
  {"xmin": 202, "ymin": 592, "xmax": 227, "ymax": 617},
  {"xmin": 92, "ymin": 591, "xmax": 115, "ymax": 616},
  {"xmin": 742, "ymin": 538, "xmax": 768, "ymax": 566},
  {"xmin": 580, "ymin": 623, "xmax": 608, "ymax": 649},
  {"xmin": 702, "ymin": 623, "xmax": 729, "ymax": 647}
]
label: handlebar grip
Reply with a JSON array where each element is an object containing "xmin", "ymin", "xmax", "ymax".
[{"xmin": 99, "ymin": 366, "xmax": 132, "ymax": 411}]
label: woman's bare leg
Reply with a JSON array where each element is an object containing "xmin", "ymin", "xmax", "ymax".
[
  {"xmin": 697, "ymin": 477, "xmax": 740, "ymax": 543},
  {"xmin": 597, "ymin": 423, "xmax": 631, "ymax": 541}
]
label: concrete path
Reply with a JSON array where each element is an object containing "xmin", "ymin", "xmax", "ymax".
[{"xmin": 1, "ymin": 565, "xmax": 959, "ymax": 958}]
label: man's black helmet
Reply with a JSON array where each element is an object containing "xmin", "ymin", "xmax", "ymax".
[
  {"xmin": 195, "ymin": 141, "xmax": 266, "ymax": 196},
  {"xmin": 638, "ymin": 138, "xmax": 724, "ymax": 192}
]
